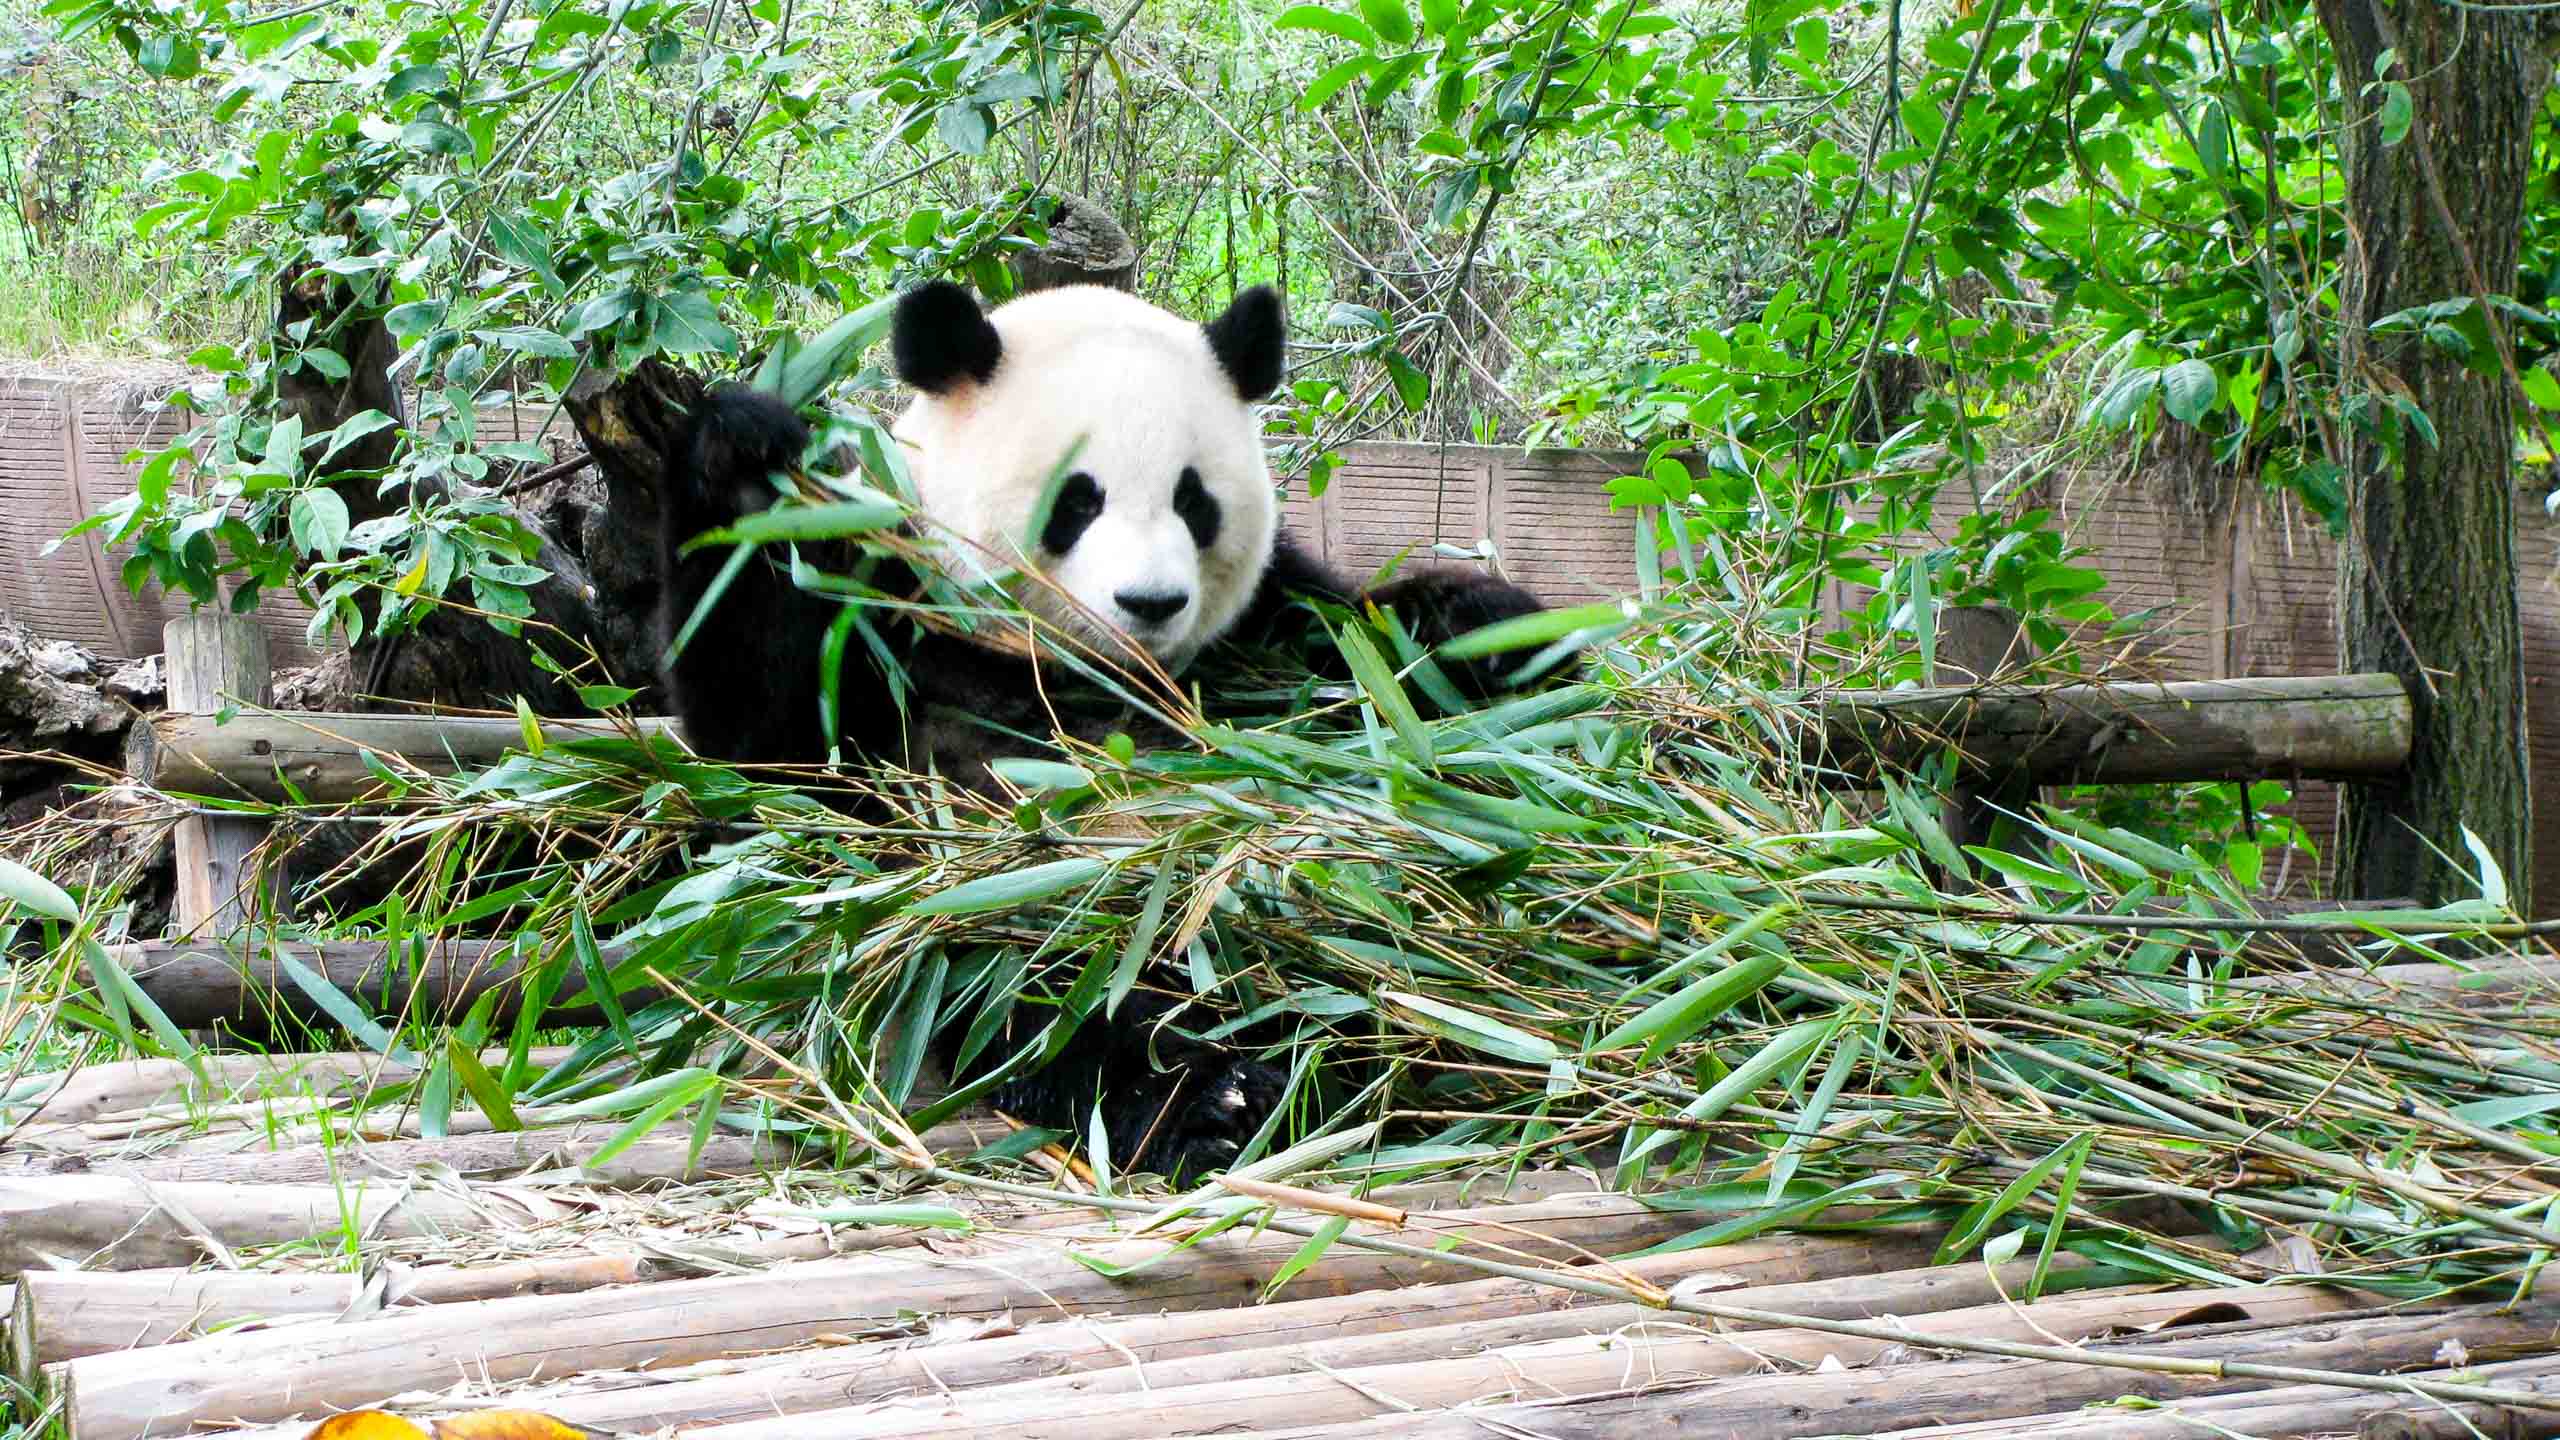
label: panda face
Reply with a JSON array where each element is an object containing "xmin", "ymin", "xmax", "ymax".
[{"xmin": 889, "ymin": 283, "xmax": 1285, "ymax": 669}]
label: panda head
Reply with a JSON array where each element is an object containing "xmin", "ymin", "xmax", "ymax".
[{"xmin": 889, "ymin": 281, "xmax": 1285, "ymax": 669}]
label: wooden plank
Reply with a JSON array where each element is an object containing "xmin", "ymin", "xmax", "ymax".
[
  {"xmin": 132, "ymin": 710, "xmax": 680, "ymax": 804},
  {"xmin": 1810, "ymin": 672, "xmax": 2412, "ymax": 786}
]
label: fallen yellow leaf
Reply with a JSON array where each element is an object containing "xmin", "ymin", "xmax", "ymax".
[{"xmin": 304, "ymin": 1417, "xmax": 429, "ymax": 1440}]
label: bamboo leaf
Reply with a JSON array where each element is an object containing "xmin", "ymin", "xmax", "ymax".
[
  {"xmin": 0, "ymin": 856, "xmax": 78, "ymax": 921},
  {"xmin": 906, "ymin": 857, "xmax": 1113, "ymax": 917},
  {"xmin": 1382, "ymin": 990, "xmax": 1556, "ymax": 1064}
]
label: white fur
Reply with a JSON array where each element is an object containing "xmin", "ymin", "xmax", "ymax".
[{"xmin": 892, "ymin": 286, "xmax": 1277, "ymax": 669}]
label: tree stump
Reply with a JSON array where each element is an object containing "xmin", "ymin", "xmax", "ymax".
[{"xmin": 1008, "ymin": 194, "xmax": 1138, "ymax": 294}]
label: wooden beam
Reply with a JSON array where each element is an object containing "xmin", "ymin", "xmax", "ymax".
[
  {"xmin": 131, "ymin": 710, "xmax": 680, "ymax": 805},
  {"xmin": 1809, "ymin": 672, "xmax": 2411, "ymax": 786}
]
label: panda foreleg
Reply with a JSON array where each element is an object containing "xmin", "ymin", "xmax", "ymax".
[
  {"xmin": 1363, "ymin": 567, "xmax": 1569, "ymax": 701},
  {"xmin": 657, "ymin": 386, "xmax": 872, "ymax": 770},
  {"xmin": 1242, "ymin": 532, "xmax": 1568, "ymax": 705}
]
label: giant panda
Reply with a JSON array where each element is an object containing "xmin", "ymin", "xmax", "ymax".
[{"xmin": 651, "ymin": 279, "xmax": 1570, "ymax": 1177}]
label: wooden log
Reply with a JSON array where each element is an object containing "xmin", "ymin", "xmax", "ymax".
[
  {"xmin": 163, "ymin": 614, "xmax": 276, "ymax": 933},
  {"xmin": 5, "ymin": 1169, "xmax": 1607, "ymax": 1381},
  {"xmin": 1809, "ymin": 672, "xmax": 2411, "ymax": 786},
  {"xmin": 127, "ymin": 673, "xmax": 2412, "ymax": 813},
  {"xmin": 45, "ymin": 1193, "xmax": 1789, "ymax": 1439},
  {"xmin": 95, "ymin": 937, "xmax": 655, "ymax": 1029},
  {"xmin": 704, "ymin": 1282, "xmax": 2361, "ymax": 1440},
  {"xmin": 1851, "ymin": 1351, "xmax": 2560, "ymax": 1437},
  {"xmin": 0, "ymin": 1120, "xmax": 806, "ymax": 1188},
  {"xmin": 0, "ymin": 1173, "xmax": 528, "ymax": 1275},
  {"xmin": 132, "ymin": 709, "xmax": 682, "ymax": 805},
  {"xmin": 1214, "ymin": 1303, "xmax": 2560, "ymax": 1440},
  {"xmin": 0, "ymin": 1047, "xmax": 580, "ymax": 1129},
  {"xmin": 176, "ymin": 1227, "xmax": 1953, "ymax": 1440}
]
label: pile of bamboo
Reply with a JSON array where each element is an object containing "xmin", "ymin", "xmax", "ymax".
[{"xmin": 6, "ymin": 1046, "xmax": 2560, "ymax": 1440}]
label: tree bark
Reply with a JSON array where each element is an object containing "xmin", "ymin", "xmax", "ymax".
[{"xmin": 2316, "ymin": 0, "xmax": 2551, "ymax": 909}]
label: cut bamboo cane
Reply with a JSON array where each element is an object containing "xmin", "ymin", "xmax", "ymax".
[
  {"xmin": 0, "ymin": 1049, "xmax": 581, "ymax": 1129},
  {"xmin": 700, "ymin": 1282, "xmax": 2362, "ymax": 1440},
  {"xmin": 44, "ymin": 1193, "xmax": 1800, "ymax": 1440},
  {"xmin": 0, "ymin": 1172, "xmax": 540, "ymax": 1274},
  {"xmin": 4, "ymin": 1169, "xmax": 1607, "ymax": 1381},
  {"xmin": 1852, "ymin": 1350, "xmax": 2560, "ymax": 1437},
  {"xmin": 1213, "ymin": 1303, "xmax": 2560, "ymax": 1440},
  {"xmin": 543, "ymin": 1253, "xmax": 2086, "ymax": 1437},
  {"xmin": 0, "ymin": 1121, "xmax": 809, "ymax": 1188},
  {"xmin": 179, "ymin": 1227, "xmax": 1953, "ymax": 1440}
]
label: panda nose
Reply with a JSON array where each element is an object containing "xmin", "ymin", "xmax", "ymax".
[{"xmin": 1115, "ymin": 589, "xmax": 1191, "ymax": 625}]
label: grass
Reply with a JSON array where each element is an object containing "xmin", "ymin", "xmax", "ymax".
[{"xmin": 0, "ymin": 237, "xmax": 252, "ymax": 361}]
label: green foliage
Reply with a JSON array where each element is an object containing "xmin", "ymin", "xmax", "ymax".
[{"xmin": 38, "ymin": 0, "xmax": 1101, "ymax": 644}]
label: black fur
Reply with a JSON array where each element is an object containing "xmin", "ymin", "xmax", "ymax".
[
  {"xmin": 1040, "ymin": 471, "xmax": 1105, "ymax": 554},
  {"xmin": 1203, "ymin": 286, "xmax": 1287, "ymax": 401},
  {"xmin": 892, "ymin": 280, "xmax": 1003, "ymax": 393},
  {"xmin": 1173, "ymin": 467, "xmax": 1221, "ymax": 550},
  {"xmin": 655, "ymin": 360, "xmax": 1572, "ymax": 1181}
]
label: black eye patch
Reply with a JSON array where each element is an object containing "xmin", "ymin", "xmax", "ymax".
[
  {"xmin": 1042, "ymin": 471, "xmax": 1104, "ymax": 554},
  {"xmin": 1174, "ymin": 466, "xmax": 1222, "ymax": 550}
]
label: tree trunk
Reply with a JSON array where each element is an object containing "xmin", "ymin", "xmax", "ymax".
[{"xmin": 2316, "ymin": 0, "xmax": 2550, "ymax": 910}]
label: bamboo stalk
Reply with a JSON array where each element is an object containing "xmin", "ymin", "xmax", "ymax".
[{"xmin": 1808, "ymin": 1351, "xmax": 2560, "ymax": 1438}]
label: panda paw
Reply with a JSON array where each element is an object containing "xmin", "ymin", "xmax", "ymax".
[
  {"xmin": 1125, "ymin": 1052, "xmax": 1289, "ymax": 1183},
  {"xmin": 1366, "ymin": 569, "xmax": 1578, "ymax": 702},
  {"xmin": 680, "ymin": 385, "xmax": 810, "ymax": 524}
]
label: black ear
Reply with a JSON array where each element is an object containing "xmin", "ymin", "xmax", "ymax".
[
  {"xmin": 892, "ymin": 280, "xmax": 1003, "ymax": 393},
  {"xmin": 1204, "ymin": 286, "xmax": 1286, "ymax": 402}
]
